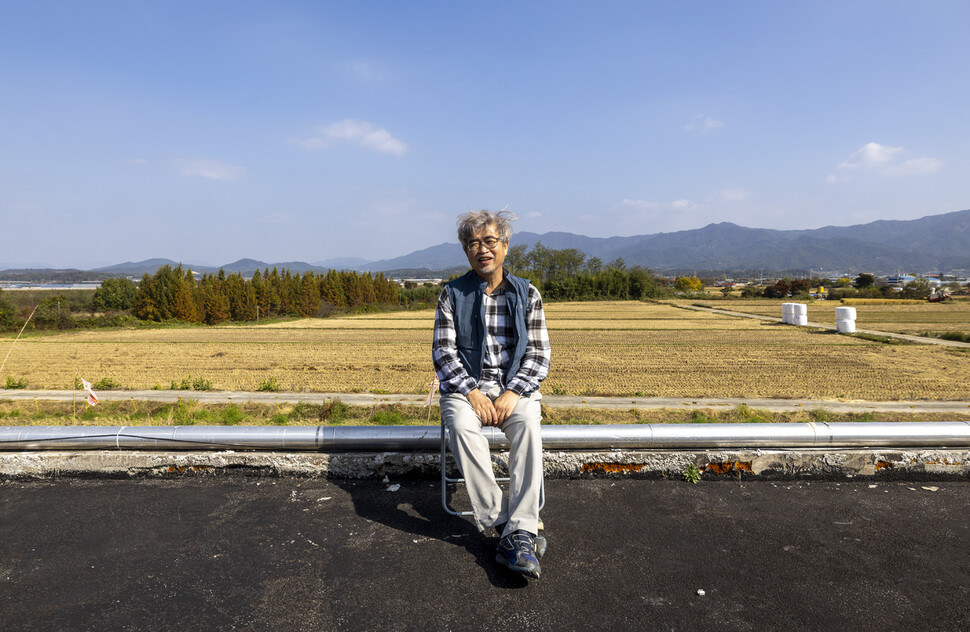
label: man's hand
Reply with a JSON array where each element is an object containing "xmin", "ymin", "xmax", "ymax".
[
  {"xmin": 466, "ymin": 388, "xmax": 499, "ymax": 426},
  {"xmin": 492, "ymin": 390, "xmax": 520, "ymax": 425}
]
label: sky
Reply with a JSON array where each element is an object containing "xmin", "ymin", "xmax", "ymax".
[{"xmin": 1, "ymin": 1, "xmax": 968, "ymax": 269}]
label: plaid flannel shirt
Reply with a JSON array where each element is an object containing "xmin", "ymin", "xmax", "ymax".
[{"xmin": 433, "ymin": 281, "xmax": 550, "ymax": 396}]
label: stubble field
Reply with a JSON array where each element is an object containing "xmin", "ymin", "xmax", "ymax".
[
  {"xmin": 694, "ymin": 298, "xmax": 970, "ymax": 336},
  {"xmin": 3, "ymin": 299, "xmax": 970, "ymax": 401}
]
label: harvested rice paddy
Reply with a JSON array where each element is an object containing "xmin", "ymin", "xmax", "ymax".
[{"xmin": 2, "ymin": 300, "xmax": 969, "ymax": 400}]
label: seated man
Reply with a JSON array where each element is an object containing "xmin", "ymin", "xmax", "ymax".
[{"xmin": 433, "ymin": 209, "xmax": 551, "ymax": 579}]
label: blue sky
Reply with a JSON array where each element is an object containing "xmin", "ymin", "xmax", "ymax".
[{"xmin": 1, "ymin": 1, "xmax": 968, "ymax": 268}]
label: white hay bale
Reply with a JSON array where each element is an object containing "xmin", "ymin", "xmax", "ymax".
[
  {"xmin": 835, "ymin": 306, "xmax": 857, "ymax": 321},
  {"xmin": 836, "ymin": 319, "xmax": 856, "ymax": 333},
  {"xmin": 793, "ymin": 314, "xmax": 808, "ymax": 326}
]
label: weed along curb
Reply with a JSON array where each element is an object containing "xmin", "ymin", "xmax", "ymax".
[{"xmin": 2, "ymin": 423, "xmax": 970, "ymax": 480}]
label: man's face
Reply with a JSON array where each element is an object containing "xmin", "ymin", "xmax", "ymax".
[{"xmin": 464, "ymin": 224, "xmax": 507, "ymax": 279}]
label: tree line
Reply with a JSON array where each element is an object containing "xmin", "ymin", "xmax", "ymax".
[
  {"xmin": 0, "ymin": 266, "xmax": 401, "ymax": 331},
  {"xmin": 504, "ymin": 242, "xmax": 665, "ymax": 300},
  {"xmin": 128, "ymin": 265, "xmax": 400, "ymax": 324}
]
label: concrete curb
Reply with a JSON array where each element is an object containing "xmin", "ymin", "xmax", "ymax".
[{"xmin": 3, "ymin": 448, "xmax": 969, "ymax": 481}]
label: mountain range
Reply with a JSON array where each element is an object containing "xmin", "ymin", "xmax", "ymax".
[
  {"xmin": 3, "ymin": 209, "xmax": 969, "ymax": 279},
  {"xmin": 357, "ymin": 208, "xmax": 970, "ymax": 275}
]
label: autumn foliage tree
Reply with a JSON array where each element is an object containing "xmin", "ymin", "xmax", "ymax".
[{"xmin": 128, "ymin": 265, "xmax": 399, "ymax": 324}]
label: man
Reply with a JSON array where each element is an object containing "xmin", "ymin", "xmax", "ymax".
[{"xmin": 433, "ymin": 209, "xmax": 551, "ymax": 579}]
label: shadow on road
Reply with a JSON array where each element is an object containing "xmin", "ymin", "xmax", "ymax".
[{"xmin": 331, "ymin": 477, "xmax": 532, "ymax": 589}]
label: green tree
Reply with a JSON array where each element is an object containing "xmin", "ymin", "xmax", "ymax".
[
  {"xmin": 505, "ymin": 244, "xmax": 529, "ymax": 275},
  {"xmin": 224, "ymin": 273, "xmax": 257, "ymax": 321},
  {"xmin": 198, "ymin": 274, "xmax": 231, "ymax": 324},
  {"xmin": 131, "ymin": 265, "xmax": 183, "ymax": 321},
  {"xmin": 763, "ymin": 278, "xmax": 790, "ymax": 299},
  {"xmin": 627, "ymin": 267, "xmax": 660, "ymax": 299},
  {"xmin": 606, "ymin": 257, "xmax": 626, "ymax": 271},
  {"xmin": 902, "ymin": 278, "xmax": 931, "ymax": 299},
  {"xmin": 172, "ymin": 271, "xmax": 199, "ymax": 322},
  {"xmin": 583, "ymin": 256, "xmax": 603, "ymax": 275},
  {"xmin": 0, "ymin": 289, "xmax": 14, "ymax": 330},
  {"xmin": 252, "ymin": 268, "xmax": 269, "ymax": 318},
  {"xmin": 33, "ymin": 294, "xmax": 76, "ymax": 329},
  {"xmin": 93, "ymin": 278, "xmax": 138, "ymax": 311},
  {"xmin": 297, "ymin": 272, "xmax": 321, "ymax": 317},
  {"xmin": 266, "ymin": 268, "xmax": 282, "ymax": 315},
  {"xmin": 528, "ymin": 242, "xmax": 553, "ymax": 281},
  {"xmin": 547, "ymin": 248, "xmax": 586, "ymax": 279},
  {"xmin": 855, "ymin": 273, "xmax": 875, "ymax": 289}
]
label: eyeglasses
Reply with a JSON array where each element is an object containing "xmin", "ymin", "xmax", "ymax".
[{"xmin": 464, "ymin": 236, "xmax": 502, "ymax": 252}]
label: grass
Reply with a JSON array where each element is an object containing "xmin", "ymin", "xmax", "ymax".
[
  {"xmin": 845, "ymin": 332, "xmax": 913, "ymax": 345},
  {"xmin": 170, "ymin": 376, "xmax": 214, "ymax": 391},
  {"xmin": 1, "ymin": 399, "xmax": 966, "ymax": 427},
  {"xmin": 682, "ymin": 464, "xmax": 702, "ymax": 484},
  {"xmin": 256, "ymin": 376, "xmax": 282, "ymax": 392},
  {"xmin": 92, "ymin": 377, "xmax": 123, "ymax": 390},
  {"xmin": 933, "ymin": 331, "xmax": 970, "ymax": 343},
  {"xmin": 4, "ymin": 376, "xmax": 28, "ymax": 389}
]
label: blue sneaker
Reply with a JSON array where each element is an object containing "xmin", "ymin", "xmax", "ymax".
[
  {"xmin": 494, "ymin": 523, "xmax": 546, "ymax": 559},
  {"xmin": 496, "ymin": 530, "xmax": 541, "ymax": 579}
]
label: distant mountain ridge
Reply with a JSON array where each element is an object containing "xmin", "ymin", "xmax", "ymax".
[
  {"xmin": 361, "ymin": 208, "xmax": 970, "ymax": 274},
  {"xmin": 3, "ymin": 209, "xmax": 969, "ymax": 279}
]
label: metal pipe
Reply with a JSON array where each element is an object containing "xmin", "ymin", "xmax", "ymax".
[{"xmin": 2, "ymin": 422, "xmax": 970, "ymax": 451}]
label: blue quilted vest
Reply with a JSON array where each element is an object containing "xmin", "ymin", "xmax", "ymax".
[{"xmin": 444, "ymin": 270, "xmax": 531, "ymax": 389}]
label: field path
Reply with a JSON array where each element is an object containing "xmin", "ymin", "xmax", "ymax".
[
  {"xmin": 4, "ymin": 389, "xmax": 970, "ymax": 414},
  {"xmin": 680, "ymin": 303, "xmax": 970, "ymax": 348}
]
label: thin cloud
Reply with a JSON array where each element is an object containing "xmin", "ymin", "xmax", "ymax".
[
  {"xmin": 713, "ymin": 189, "xmax": 749, "ymax": 203},
  {"xmin": 838, "ymin": 142, "xmax": 902, "ymax": 169},
  {"xmin": 833, "ymin": 142, "xmax": 942, "ymax": 181},
  {"xmin": 293, "ymin": 119, "xmax": 407, "ymax": 157},
  {"xmin": 685, "ymin": 115, "xmax": 724, "ymax": 133},
  {"xmin": 618, "ymin": 198, "xmax": 661, "ymax": 211},
  {"xmin": 617, "ymin": 198, "xmax": 697, "ymax": 212},
  {"xmin": 177, "ymin": 159, "xmax": 246, "ymax": 181},
  {"xmin": 885, "ymin": 157, "xmax": 943, "ymax": 176}
]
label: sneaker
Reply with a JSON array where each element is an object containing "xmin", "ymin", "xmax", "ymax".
[
  {"xmin": 495, "ymin": 530, "xmax": 541, "ymax": 579},
  {"xmin": 493, "ymin": 522, "xmax": 546, "ymax": 559}
]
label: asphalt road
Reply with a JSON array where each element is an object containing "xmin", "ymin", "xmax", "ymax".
[{"xmin": 2, "ymin": 477, "xmax": 968, "ymax": 631}]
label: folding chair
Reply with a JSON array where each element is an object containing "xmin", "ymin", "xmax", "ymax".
[{"xmin": 440, "ymin": 423, "xmax": 545, "ymax": 518}]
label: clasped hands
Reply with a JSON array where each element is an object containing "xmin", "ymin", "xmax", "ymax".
[{"xmin": 466, "ymin": 388, "xmax": 519, "ymax": 427}]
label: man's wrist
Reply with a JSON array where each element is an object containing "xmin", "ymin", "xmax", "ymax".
[
  {"xmin": 504, "ymin": 381, "xmax": 529, "ymax": 396},
  {"xmin": 456, "ymin": 379, "xmax": 479, "ymax": 397}
]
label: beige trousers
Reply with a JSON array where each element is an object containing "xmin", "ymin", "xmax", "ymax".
[{"xmin": 441, "ymin": 385, "xmax": 543, "ymax": 538}]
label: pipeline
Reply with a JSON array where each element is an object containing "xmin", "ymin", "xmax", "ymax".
[{"xmin": 2, "ymin": 422, "xmax": 970, "ymax": 451}]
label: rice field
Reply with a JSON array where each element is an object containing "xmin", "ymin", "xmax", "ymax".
[
  {"xmin": 2, "ymin": 300, "xmax": 970, "ymax": 400},
  {"xmin": 690, "ymin": 298, "xmax": 970, "ymax": 336}
]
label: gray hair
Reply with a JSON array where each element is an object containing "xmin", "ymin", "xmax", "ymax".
[{"xmin": 456, "ymin": 209, "xmax": 517, "ymax": 247}]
